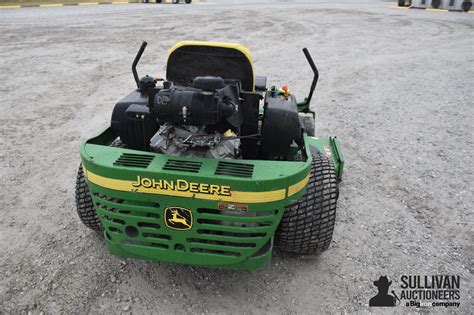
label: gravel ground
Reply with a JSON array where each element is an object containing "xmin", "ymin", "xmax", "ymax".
[{"xmin": 1, "ymin": 0, "xmax": 473, "ymax": 313}]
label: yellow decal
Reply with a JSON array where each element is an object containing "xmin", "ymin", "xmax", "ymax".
[
  {"xmin": 288, "ymin": 174, "xmax": 310, "ymax": 197},
  {"xmin": 84, "ymin": 168, "xmax": 289, "ymax": 203},
  {"xmin": 132, "ymin": 175, "xmax": 231, "ymax": 196},
  {"xmin": 165, "ymin": 207, "xmax": 192, "ymax": 230}
]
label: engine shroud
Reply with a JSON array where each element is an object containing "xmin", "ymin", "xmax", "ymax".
[{"xmin": 153, "ymin": 77, "xmax": 242, "ymax": 128}]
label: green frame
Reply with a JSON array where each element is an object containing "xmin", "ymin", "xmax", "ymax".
[{"xmin": 80, "ymin": 127, "xmax": 343, "ymax": 271}]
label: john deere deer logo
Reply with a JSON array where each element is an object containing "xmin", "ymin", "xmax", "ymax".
[{"xmin": 164, "ymin": 207, "xmax": 193, "ymax": 230}]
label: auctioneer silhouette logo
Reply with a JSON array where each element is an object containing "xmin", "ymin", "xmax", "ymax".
[{"xmin": 369, "ymin": 276, "xmax": 398, "ymax": 307}]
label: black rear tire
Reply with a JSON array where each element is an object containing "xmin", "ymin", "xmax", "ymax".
[
  {"xmin": 275, "ymin": 154, "xmax": 338, "ymax": 255},
  {"xmin": 75, "ymin": 138, "xmax": 125, "ymax": 233},
  {"xmin": 75, "ymin": 165, "xmax": 103, "ymax": 233},
  {"xmin": 398, "ymin": 0, "xmax": 405, "ymax": 6},
  {"xmin": 185, "ymin": 0, "xmax": 191, "ymax": 3}
]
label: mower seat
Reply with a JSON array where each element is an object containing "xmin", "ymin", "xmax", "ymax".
[{"xmin": 167, "ymin": 41, "xmax": 255, "ymax": 91}]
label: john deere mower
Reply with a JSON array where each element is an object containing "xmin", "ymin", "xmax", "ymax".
[{"xmin": 76, "ymin": 41, "xmax": 344, "ymax": 271}]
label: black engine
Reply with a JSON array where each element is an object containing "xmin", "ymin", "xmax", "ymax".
[
  {"xmin": 110, "ymin": 42, "xmax": 314, "ymax": 160},
  {"xmin": 154, "ymin": 77, "xmax": 242, "ymax": 129}
]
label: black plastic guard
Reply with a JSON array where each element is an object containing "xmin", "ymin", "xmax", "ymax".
[{"xmin": 261, "ymin": 92, "xmax": 302, "ymax": 157}]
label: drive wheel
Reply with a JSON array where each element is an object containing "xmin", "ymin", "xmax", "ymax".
[
  {"xmin": 75, "ymin": 138, "xmax": 125, "ymax": 233},
  {"xmin": 185, "ymin": 0, "xmax": 191, "ymax": 3},
  {"xmin": 398, "ymin": 0, "xmax": 405, "ymax": 6},
  {"xmin": 275, "ymin": 153, "xmax": 338, "ymax": 255},
  {"xmin": 432, "ymin": 0, "xmax": 441, "ymax": 8},
  {"xmin": 75, "ymin": 164, "xmax": 102, "ymax": 233}
]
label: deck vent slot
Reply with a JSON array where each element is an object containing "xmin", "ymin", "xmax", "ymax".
[
  {"xmin": 163, "ymin": 159, "xmax": 202, "ymax": 173},
  {"xmin": 215, "ymin": 161, "xmax": 254, "ymax": 178},
  {"xmin": 114, "ymin": 153, "xmax": 154, "ymax": 168}
]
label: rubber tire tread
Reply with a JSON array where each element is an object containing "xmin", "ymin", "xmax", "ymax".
[
  {"xmin": 275, "ymin": 153, "xmax": 338, "ymax": 255},
  {"xmin": 75, "ymin": 138, "xmax": 125, "ymax": 233}
]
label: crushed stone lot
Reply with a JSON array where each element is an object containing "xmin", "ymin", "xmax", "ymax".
[{"xmin": 0, "ymin": 0, "xmax": 473, "ymax": 313}]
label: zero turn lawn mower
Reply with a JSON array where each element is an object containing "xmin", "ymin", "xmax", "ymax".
[{"xmin": 75, "ymin": 41, "xmax": 344, "ymax": 271}]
